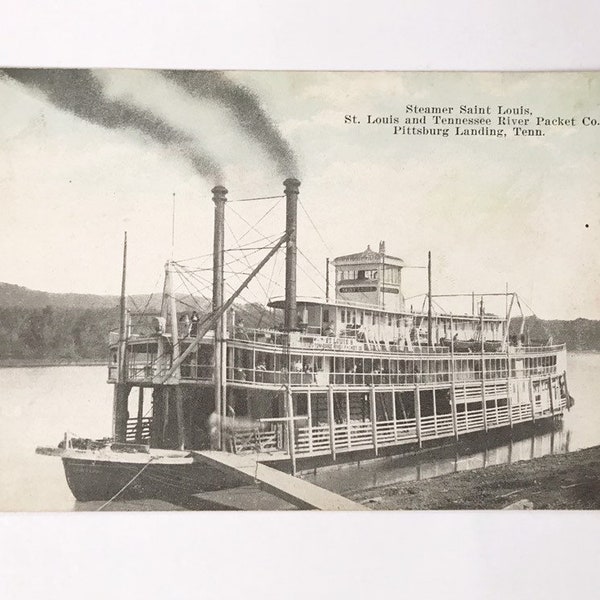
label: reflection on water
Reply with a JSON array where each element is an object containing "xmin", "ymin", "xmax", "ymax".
[
  {"xmin": 0, "ymin": 353, "xmax": 598, "ymax": 510},
  {"xmin": 303, "ymin": 421, "xmax": 572, "ymax": 495}
]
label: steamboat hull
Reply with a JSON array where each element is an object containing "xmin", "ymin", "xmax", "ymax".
[
  {"xmin": 61, "ymin": 456, "xmax": 245, "ymax": 503},
  {"xmin": 60, "ymin": 412, "xmax": 564, "ymax": 503}
]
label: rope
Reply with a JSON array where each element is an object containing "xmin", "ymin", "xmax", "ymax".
[{"xmin": 95, "ymin": 456, "xmax": 156, "ymax": 511}]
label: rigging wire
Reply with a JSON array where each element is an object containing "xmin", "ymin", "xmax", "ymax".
[
  {"xmin": 298, "ymin": 197, "xmax": 334, "ymax": 255},
  {"xmin": 229, "ymin": 194, "xmax": 285, "ymax": 203}
]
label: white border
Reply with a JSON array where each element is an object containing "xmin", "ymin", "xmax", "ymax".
[{"xmin": 1, "ymin": 2, "xmax": 599, "ymax": 599}]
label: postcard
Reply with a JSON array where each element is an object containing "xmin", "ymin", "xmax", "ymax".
[{"xmin": 0, "ymin": 69, "xmax": 598, "ymax": 511}]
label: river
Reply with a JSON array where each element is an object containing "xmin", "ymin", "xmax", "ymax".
[{"xmin": 0, "ymin": 353, "xmax": 598, "ymax": 510}]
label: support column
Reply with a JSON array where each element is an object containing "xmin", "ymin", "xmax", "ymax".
[
  {"xmin": 345, "ymin": 388, "xmax": 351, "ymax": 449},
  {"xmin": 135, "ymin": 386, "xmax": 144, "ymax": 444},
  {"xmin": 507, "ymin": 381, "xmax": 513, "ymax": 429},
  {"xmin": 307, "ymin": 389, "xmax": 313, "ymax": 453},
  {"xmin": 327, "ymin": 385, "xmax": 336, "ymax": 460},
  {"xmin": 113, "ymin": 383, "xmax": 130, "ymax": 442},
  {"xmin": 529, "ymin": 378, "xmax": 536, "ymax": 423},
  {"xmin": 370, "ymin": 387, "xmax": 378, "ymax": 456},
  {"xmin": 285, "ymin": 387, "xmax": 297, "ymax": 476},
  {"xmin": 174, "ymin": 386, "xmax": 185, "ymax": 451},
  {"xmin": 150, "ymin": 387, "xmax": 164, "ymax": 448},
  {"xmin": 450, "ymin": 384, "xmax": 458, "ymax": 441},
  {"xmin": 548, "ymin": 376, "xmax": 555, "ymax": 416},
  {"xmin": 414, "ymin": 385, "xmax": 422, "ymax": 448}
]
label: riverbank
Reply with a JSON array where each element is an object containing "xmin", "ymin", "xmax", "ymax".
[
  {"xmin": 348, "ymin": 445, "xmax": 600, "ymax": 509},
  {"xmin": 0, "ymin": 358, "xmax": 105, "ymax": 368}
]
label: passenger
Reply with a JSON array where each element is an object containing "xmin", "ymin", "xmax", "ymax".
[
  {"xmin": 256, "ymin": 361, "xmax": 266, "ymax": 382},
  {"xmin": 293, "ymin": 359, "xmax": 303, "ymax": 372},
  {"xmin": 190, "ymin": 311, "xmax": 200, "ymax": 336}
]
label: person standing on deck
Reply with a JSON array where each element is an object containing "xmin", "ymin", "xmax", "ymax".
[{"xmin": 190, "ymin": 311, "xmax": 199, "ymax": 336}]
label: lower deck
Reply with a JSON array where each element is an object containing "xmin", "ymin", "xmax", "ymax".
[{"xmin": 122, "ymin": 371, "xmax": 571, "ymax": 465}]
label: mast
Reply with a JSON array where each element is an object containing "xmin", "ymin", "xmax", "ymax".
[
  {"xmin": 212, "ymin": 185, "xmax": 228, "ymax": 450},
  {"xmin": 427, "ymin": 250, "xmax": 432, "ymax": 347},
  {"xmin": 325, "ymin": 257, "xmax": 330, "ymax": 302},
  {"xmin": 113, "ymin": 232, "xmax": 129, "ymax": 442},
  {"xmin": 284, "ymin": 178, "xmax": 300, "ymax": 331},
  {"xmin": 118, "ymin": 231, "xmax": 128, "ymax": 383}
]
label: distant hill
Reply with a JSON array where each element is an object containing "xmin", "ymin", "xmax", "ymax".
[
  {"xmin": 0, "ymin": 282, "xmax": 598, "ymax": 362},
  {"xmin": 0, "ymin": 282, "xmax": 120, "ymax": 310},
  {"xmin": 513, "ymin": 316, "xmax": 600, "ymax": 352},
  {"xmin": 0, "ymin": 282, "xmax": 274, "ymax": 362}
]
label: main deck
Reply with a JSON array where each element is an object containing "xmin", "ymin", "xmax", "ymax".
[{"xmin": 109, "ymin": 326, "xmax": 570, "ymax": 466}]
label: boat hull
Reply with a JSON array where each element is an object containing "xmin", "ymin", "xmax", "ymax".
[{"xmin": 61, "ymin": 456, "xmax": 245, "ymax": 503}]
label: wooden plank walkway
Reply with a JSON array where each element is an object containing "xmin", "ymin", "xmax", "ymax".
[{"xmin": 193, "ymin": 451, "xmax": 369, "ymax": 511}]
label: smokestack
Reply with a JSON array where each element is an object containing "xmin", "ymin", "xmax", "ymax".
[
  {"xmin": 212, "ymin": 185, "xmax": 228, "ymax": 313},
  {"xmin": 284, "ymin": 178, "xmax": 300, "ymax": 331},
  {"xmin": 212, "ymin": 185, "xmax": 227, "ymax": 449}
]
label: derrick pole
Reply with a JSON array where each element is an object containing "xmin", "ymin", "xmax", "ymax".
[{"xmin": 113, "ymin": 232, "xmax": 130, "ymax": 442}]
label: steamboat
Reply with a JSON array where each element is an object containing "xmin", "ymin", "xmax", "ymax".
[{"xmin": 37, "ymin": 178, "xmax": 574, "ymax": 504}]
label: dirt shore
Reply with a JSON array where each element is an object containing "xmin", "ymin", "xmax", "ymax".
[{"xmin": 348, "ymin": 445, "xmax": 600, "ymax": 510}]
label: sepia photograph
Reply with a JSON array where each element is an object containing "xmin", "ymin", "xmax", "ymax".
[{"xmin": 1, "ymin": 69, "xmax": 599, "ymax": 512}]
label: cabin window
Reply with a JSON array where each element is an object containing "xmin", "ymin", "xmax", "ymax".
[
  {"xmin": 341, "ymin": 310, "xmax": 346, "ymax": 323},
  {"xmin": 359, "ymin": 311, "xmax": 364, "ymax": 325},
  {"xmin": 323, "ymin": 309, "xmax": 329, "ymax": 323}
]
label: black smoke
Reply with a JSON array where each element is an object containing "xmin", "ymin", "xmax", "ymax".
[
  {"xmin": 2, "ymin": 68, "xmax": 223, "ymax": 182},
  {"xmin": 161, "ymin": 70, "xmax": 299, "ymax": 178}
]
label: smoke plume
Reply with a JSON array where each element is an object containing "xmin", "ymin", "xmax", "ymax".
[
  {"xmin": 161, "ymin": 70, "xmax": 299, "ymax": 178},
  {"xmin": 2, "ymin": 69, "xmax": 223, "ymax": 182}
]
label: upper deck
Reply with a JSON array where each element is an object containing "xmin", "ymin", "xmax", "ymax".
[{"xmin": 109, "ymin": 322, "xmax": 566, "ymax": 390}]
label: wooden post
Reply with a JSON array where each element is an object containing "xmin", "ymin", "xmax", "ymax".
[
  {"xmin": 286, "ymin": 387, "xmax": 297, "ymax": 476},
  {"xmin": 507, "ymin": 380, "xmax": 513, "ymax": 429},
  {"xmin": 327, "ymin": 385, "xmax": 336, "ymax": 460},
  {"xmin": 427, "ymin": 251, "xmax": 433, "ymax": 347},
  {"xmin": 529, "ymin": 377, "xmax": 536, "ymax": 423},
  {"xmin": 450, "ymin": 384, "xmax": 458, "ymax": 441},
  {"xmin": 307, "ymin": 389, "xmax": 313, "ymax": 453},
  {"xmin": 548, "ymin": 376, "xmax": 555, "ymax": 416},
  {"xmin": 480, "ymin": 298, "xmax": 488, "ymax": 432},
  {"xmin": 345, "ymin": 388, "xmax": 351, "ymax": 449},
  {"xmin": 113, "ymin": 231, "xmax": 130, "ymax": 443},
  {"xmin": 113, "ymin": 383, "xmax": 130, "ymax": 443},
  {"xmin": 325, "ymin": 257, "xmax": 330, "ymax": 302},
  {"xmin": 370, "ymin": 386, "xmax": 378, "ymax": 456},
  {"xmin": 449, "ymin": 315, "xmax": 458, "ymax": 441},
  {"xmin": 174, "ymin": 386, "xmax": 185, "ymax": 451},
  {"xmin": 414, "ymin": 385, "xmax": 422, "ymax": 448},
  {"xmin": 391, "ymin": 387, "xmax": 398, "ymax": 442},
  {"xmin": 563, "ymin": 370, "xmax": 572, "ymax": 411},
  {"xmin": 481, "ymin": 379, "xmax": 488, "ymax": 432},
  {"xmin": 135, "ymin": 386, "xmax": 144, "ymax": 444}
]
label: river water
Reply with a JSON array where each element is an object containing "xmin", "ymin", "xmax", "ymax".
[{"xmin": 0, "ymin": 353, "xmax": 598, "ymax": 510}]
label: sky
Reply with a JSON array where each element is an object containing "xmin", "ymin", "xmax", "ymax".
[{"xmin": 0, "ymin": 70, "xmax": 598, "ymax": 320}]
